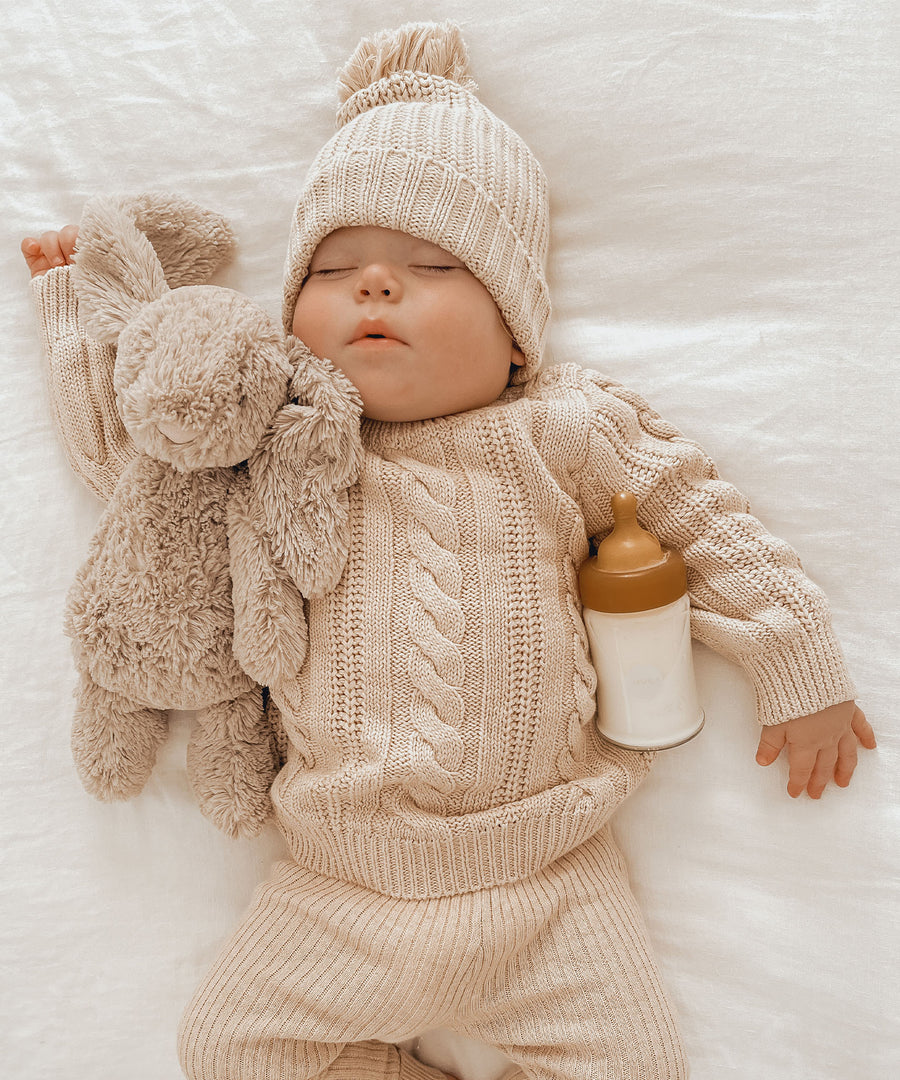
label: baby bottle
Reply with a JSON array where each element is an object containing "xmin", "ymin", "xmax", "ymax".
[{"xmin": 578, "ymin": 492, "xmax": 704, "ymax": 750}]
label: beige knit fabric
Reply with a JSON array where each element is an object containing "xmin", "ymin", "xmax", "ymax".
[
  {"xmin": 178, "ymin": 827, "xmax": 688, "ymax": 1080},
  {"xmin": 282, "ymin": 23, "xmax": 551, "ymax": 382},
  {"xmin": 261, "ymin": 362, "xmax": 855, "ymax": 901},
  {"xmin": 31, "ymin": 266, "xmax": 135, "ymax": 501},
  {"xmin": 35, "ymin": 251, "xmax": 858, "ymax": 1078}
]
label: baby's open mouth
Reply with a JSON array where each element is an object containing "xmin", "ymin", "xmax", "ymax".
[
  {"xmin": 351, "ymin": 331, "xmax": 406, "ymax": 347},
  {"xmin": 351, "ymin": 320, "xmax": 405, "ymax": 345}
]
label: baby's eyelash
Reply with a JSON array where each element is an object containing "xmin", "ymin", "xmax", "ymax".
[{"xmin": 308, "ymin": 264, "xmax": 459, "ymax": 279}]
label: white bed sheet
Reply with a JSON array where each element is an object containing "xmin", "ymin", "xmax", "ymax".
[{"xmin": 2, "ymin": 2, "xmax": 897, "ymax": 1078}]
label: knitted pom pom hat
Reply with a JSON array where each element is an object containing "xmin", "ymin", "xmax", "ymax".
[{"xmin": 283, "ymin": 21, "xmax": 551, "ymax": 382}]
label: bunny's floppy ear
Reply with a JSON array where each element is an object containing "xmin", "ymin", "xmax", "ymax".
[
  {"xmin": 124, "ymin": 192, "xmax": 235, "ymax": 289},
  {"xmin": 72, "ymin": 195, "xmax": 170, "ymax": 344},
  {"xmin": 72, "ymin": 192, "xmax": 235, "ymax": 344},
  {"xmin": 248, "ymin": 340, "xmax": 364, "ymax": 598}
]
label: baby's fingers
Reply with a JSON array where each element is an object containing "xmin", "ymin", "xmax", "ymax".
[
  {"xmin": 21, "ymin": 227, "xmax": 79, "ymax": 277},
  {"xmin": 833, "ymin": 730, "xmax": 860, "ymax": 788},
  {"xmin": 39, "ymin": 230, "xmax": 66, "ymax": 268},
  {"xmin": 21, "ymin": 237, "xmax": 50, "ymax": 275},
  {"xmin": 851, "ymin": 706, "xmax": 877, "ymax": 750},
  {"xmin": 805, "ymin": 747, "xmax": 840, "ymax": 800},
  {"xmin": 58, "ymin": 224, "xmax": 79, "ymax": 261},
  {"xmin": 785, "ymin": 747, "xmax": 818, "ymax": 799},
  {"xmin": 756, "ymin": 726, "xmax": 786, "ymax": 767}
]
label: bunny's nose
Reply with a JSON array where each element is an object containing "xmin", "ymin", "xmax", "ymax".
[{"xmin": 157, "ymin": 419, "xmax": 197, "ymax": 444}]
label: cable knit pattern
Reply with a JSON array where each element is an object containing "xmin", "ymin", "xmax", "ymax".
[
  {"xmin": 557, "ymin": 550, "xmax": 599, "ymax": 782},
  {"xmin": 34, "ymin": 277, "xmax": 857, "ymax": 897},
  {"xmin": 261, "ymin": 364, "xmax": 855, "ymax": 899},
  {"xmin": 398, "ymin": 454, "xmax": 466, "ymax": 806}
]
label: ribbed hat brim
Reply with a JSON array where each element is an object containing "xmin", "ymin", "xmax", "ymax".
[{"xmin": 283, "ymin": 147, "xmax": 550, "ymax": 378}]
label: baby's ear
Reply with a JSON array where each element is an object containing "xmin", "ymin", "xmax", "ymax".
[{"xmin": 72, "ymin": 195, "xmax": 170, "ymax": 343}]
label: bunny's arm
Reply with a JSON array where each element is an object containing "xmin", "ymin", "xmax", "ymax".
[
  {"xmin": 228, "ymin": 464, "xmax": 309, "ymax": 687},
  {"xmin": 230, "ymin": 344, "xmax": 362, "ymax": 688},
  {"xmin": 31, "ymin": 266, "xmax": 136, "ymax": 502},
  {"xmin": 247, "ymin": 341, "xmax": 364, "ymax": 598}
]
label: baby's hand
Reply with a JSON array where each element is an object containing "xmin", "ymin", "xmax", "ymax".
[
  {"xmin": 755, "ymin": 700, "xmax": 876, "ymax": 799},
  {"xmin": 21, "ymin": 226, "xmax": 79, "ymax": 277}
]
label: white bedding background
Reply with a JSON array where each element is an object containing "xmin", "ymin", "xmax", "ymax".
[{"xmin": 2, "ymin": 2, "xmax": 897, "ymax": 1078}]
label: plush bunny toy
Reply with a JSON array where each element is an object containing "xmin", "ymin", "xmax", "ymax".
[{"xmin": 65, "ymin": 192, "xmax": 361, "ymax": 838}]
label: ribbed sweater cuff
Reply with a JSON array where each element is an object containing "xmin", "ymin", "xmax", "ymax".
[
  {"xmin": 30, "ymin": 264, "xmax": 79, "ymax": 350},
  {"xmin": 30, "ymin": 264, "xmax": 133, "ymax": 502},
  {"xmin": 743, "ymin": 623, "xmax": 857, "ymax": 725}
]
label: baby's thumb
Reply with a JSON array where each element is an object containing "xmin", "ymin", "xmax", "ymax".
[{"xmin": 755, "ymin": 727, "xmax": 786, "ymax": 766}]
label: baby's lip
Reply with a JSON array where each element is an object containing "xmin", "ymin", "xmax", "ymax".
[{"xmin": 350, "ymin": 319, "xmax": 406, "ymax": 345}]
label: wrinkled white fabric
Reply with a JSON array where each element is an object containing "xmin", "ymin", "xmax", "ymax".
[{"xmin": 2, "ymin": 3, "xmax": 897, "ymax": 1079}]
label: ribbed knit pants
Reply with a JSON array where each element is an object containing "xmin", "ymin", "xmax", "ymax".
[{"xmin": 178, "ymin": 827, "xmax": 687, "ymax": 1079}]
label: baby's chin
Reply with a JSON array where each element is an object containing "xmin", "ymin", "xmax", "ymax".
[
  {"xmin": 361, "ymin": 403, "xmax": 491, "ymax": 423},
  {"xmin": 352, "ymin": 371, "xmax": 516, "ymax": 422},
  {"xmin": 355, "ymin": 387, "xmax": 452, "ymax": 423},
  {"xmin": 361, "ymin": 405, "xmax": 442, "ymax": 422}
]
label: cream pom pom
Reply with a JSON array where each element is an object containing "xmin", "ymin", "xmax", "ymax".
[{"xmin": 337, "ymin": 20, "xmax": 477, "ymax": 102}]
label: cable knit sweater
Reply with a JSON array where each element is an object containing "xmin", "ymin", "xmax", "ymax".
[{"xmin": 33, "ymin": 266, "xmax": 856, "ymax": 898}]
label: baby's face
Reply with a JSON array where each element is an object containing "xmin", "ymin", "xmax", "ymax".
[{"xmin": 292, "ymin": 226, "xmax": 522, "ymax": 421}]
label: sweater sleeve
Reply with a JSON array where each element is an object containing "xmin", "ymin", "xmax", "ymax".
[
  {"xmin": 563, "ymin": 364, "xmax": 856, "ymax": 727},
  {"xmin": 30, "ymin": 266, "xmax": 136, "ymax": 502}
]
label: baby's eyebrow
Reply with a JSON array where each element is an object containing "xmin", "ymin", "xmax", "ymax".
[
  {"xmin": 308, "ymin": 240, "xmax": 353, "ymax": 264},
  {"xmin": 410, "ymin": 248, "xmax": 464, "ymax": 265},
  {"xmin": 308, "ymin": 252, "xmax": 354, "ymax": 269}
]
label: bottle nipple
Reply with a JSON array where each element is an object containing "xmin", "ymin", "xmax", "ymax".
[
  {"xmin": 579, "ymin": 491, "xmax": 688, "ymax": 613},
  {"xmin": 595, "ymin": 492, "xmax": 664, "ymax": 572}
]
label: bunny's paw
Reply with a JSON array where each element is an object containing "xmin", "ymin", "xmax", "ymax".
[{"xmin": 71, "ymin": 676, "xmax": 169, "ymax": 801}]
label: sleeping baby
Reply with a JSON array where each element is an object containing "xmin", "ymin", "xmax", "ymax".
[{"xmin": 23, "ymin": 21, "xmax": 875, "ymax": 1080}]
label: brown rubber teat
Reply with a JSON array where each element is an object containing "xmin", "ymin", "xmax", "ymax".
[
  {"xmin": 579, "ymin": 492, "xmax": 688, "ymax": 613},
  {"xmin": 595, "ymin": 493, "xmax": 664, "ymax": 571}
]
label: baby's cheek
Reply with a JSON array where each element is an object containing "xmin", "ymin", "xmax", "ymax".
[
  {"xmin": 291, "ymin": 302, "xmax": 310, "ymax": 341},
  {"xmin": 291, "ymin": 290, "xmax": 328, "ymax": 347}
]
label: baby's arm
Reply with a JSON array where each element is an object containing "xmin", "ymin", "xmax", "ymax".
[
  {"xmin": 567, "ymin": 367, "xmax": 876, "ymax": 798},
  {"xmin": 23, "ymin": 223, "xmax": 136, "ymax": 500},
  {"xmin": 21, "ymin": 226, "xmax": 79, "ymax": 277}
]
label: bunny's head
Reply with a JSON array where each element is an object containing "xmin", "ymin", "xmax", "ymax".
[{"xmin": 72, "ymin": 193, "xmax": 293, "ymax": 469}]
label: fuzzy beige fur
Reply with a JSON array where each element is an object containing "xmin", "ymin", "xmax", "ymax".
[{"xmin": 66, "ymin": 193, "xmax": 362, "ymax": 837}]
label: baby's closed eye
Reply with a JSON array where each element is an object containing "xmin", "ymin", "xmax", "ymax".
[{"xmin": 310, "ymin": 267, "xmax": 354, "ymax": 278}]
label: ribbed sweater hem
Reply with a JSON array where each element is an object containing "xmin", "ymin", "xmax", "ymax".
[{"xmin": 274, "ymin": 777, "xmax": 645, "ymax": 899}]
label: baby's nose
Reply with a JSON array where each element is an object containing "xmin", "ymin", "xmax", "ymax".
[{"xmin": 356, "ymin": 262, "xmax": 401, "ymax": 300}]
